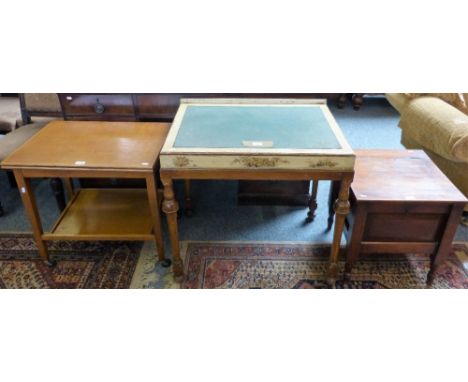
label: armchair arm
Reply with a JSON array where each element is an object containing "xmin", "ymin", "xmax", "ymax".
[{"xmin": 400, "ymin": 96, "xmax": 468, "ymax": 162}]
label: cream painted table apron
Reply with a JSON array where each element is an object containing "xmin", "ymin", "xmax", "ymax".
[{"xmin": 160, "ymin": 99, "xmax": 355, "ymax": 283}]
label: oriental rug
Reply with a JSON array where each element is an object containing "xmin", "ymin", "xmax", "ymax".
[
  {"xmin": 0, "ymin": 234, "xmax": 141, "ymax": 288},
  {"xmin": 180, "ymin": 242, "xmax": 468, "ymax": 289}
]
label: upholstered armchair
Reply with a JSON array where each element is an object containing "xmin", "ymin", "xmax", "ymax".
[
  {"xmin": 0, "ymin": 94, "xmax": 63, "ymax": 216},
  {"xmin": 386, "ymin": 93, "xmax": 468, "ymax": 225}
]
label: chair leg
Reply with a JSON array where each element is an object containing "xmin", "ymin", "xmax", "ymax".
[
  {"xmin": 50, "ymin": 178, "xmax": 66, "ymax": 212},
  {"xmin": 0, "ymin": 200, "xmax": 4, "ymax": 217}
]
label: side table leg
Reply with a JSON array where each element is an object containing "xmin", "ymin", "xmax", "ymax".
[
  {"xmin": 14, "ymin": 171, "xmax": 54, "ymax": 266},
  {"xmin": 306, "ymin": 181, "xmax": 319, "ymax": 223},
  {"xmin": 427, "ymin": 204, "xmax": 464, "ymax": 285},
  {"xmin": 146, "ymin": 174, "xmax": 169, "ymax": 267},
  {"xmin": 328, "ymin": 175, "xmax": 353, "ymax": 285},
  {"xmin": 161, "ymin": 176, "xmax": 184, "ymax": 277},
  {"xmin": 184, "ymin": 179, "xmax": 193, "ymax": 217}
]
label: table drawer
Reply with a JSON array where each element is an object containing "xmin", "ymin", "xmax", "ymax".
[{"xmin": 60, "ymin": 94, "xmax": 136, "ymax": 120}]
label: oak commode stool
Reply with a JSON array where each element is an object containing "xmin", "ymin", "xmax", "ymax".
[{"xmin": 343, "ymin": 149, "xmax": 467, "ymax": 284}]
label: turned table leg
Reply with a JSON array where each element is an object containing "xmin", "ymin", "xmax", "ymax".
[
  {"xmin": 14, "ymin": 171, "xmax": 54, "ymax": 266},
  {"xmin": 161, "ymin": 176, "xmax": 184, "ymax": 277},
  {"xmin": 327, "ymin": 176, "xmax": 353, "ymax": 285},
  {"xmin": 146, "ymin": 173, "xmax": 170, "ymax": 267},
  {"xmin": 184, "ymin": 179, "xmax": 193, "ymax": 217},
  {"xmin": 306, "ymin": 181, "xmax": 319, "ymax": 223}
]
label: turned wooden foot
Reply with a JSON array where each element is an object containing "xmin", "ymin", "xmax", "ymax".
[
  {"xmin": 352, "ymin": 94, "xmax": 364, "ymax": 110},
  {"xmin": 337, "ymin": 94, "xmax": 347, "ymax": 109}
]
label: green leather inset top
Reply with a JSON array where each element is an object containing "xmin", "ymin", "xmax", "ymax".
[{"xmin": 174, "ymin": 105, "xmax": 341, "ymax": 149}]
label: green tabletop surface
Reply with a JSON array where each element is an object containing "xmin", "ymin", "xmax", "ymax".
[{"xmin": 173, "ymin": 105, "xmax": 341, "ymax": 150}]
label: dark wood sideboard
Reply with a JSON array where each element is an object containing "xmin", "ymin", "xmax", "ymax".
[{"xmin": 58, "ymin": 93, "xmax": 341, "ymax": 206}]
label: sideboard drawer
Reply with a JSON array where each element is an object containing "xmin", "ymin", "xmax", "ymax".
[
  {"xmin": 136, "ymin": 94, "xmax": 182, "ymax": 120},
  {"xmin": 60, "ymin": 94, "xmax": 136, "ymax": 120}
]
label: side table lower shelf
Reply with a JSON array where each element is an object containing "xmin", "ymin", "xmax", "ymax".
[{"xmin": 42, "ymin": 188, "xmax": 155, "ymax": 241}]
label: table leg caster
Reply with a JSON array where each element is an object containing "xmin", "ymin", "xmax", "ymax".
[
  {"xmin": 159, "ymin": 259, "xmax": 172, "ymax": 268},
  {"xmin": 44, "ymin": 259, "xmax": 57, "ymax": 267}
]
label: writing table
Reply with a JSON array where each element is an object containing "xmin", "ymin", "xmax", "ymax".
[
  {"xmin": 1, "ymin": 120, "xmax": 170, "ymax": 266},
  {"xmin": 160, "ymin": 99, "xmax": 355, "ymax": 283}
]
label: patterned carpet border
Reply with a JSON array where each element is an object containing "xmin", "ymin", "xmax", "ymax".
[
  {"xmin": 180, "ymin": 242, "xmax": 468, "ymax": 289},
  {"xmin": 0, "ymin": 233, "xmax": 142, "ymax": 288},
  {"xmin": 2, "ymin": 233, "xmax": 467, "ymax": 289}
]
